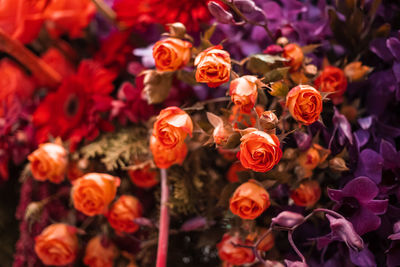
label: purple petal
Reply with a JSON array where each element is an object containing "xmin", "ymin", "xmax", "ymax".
[
  {"xmin": 351, "ymin": 207, "xmax": 381, "ymax": 235},
  {"xmin": 387, "ymin": 37, "xmax": 400, "ymax": 61},
  {"xmin": 387, "ymin": 242, "xmax": 400, "ymax": 267},
  {"xmin": 355, "ymin": 149, "xmax": 384, "ymax": 184},
  {"xmin": 333, "ymin": 108, "xmax": 353, "ymax": 145},
  {"xmin": 388, "ymin": 232, "xmax": 400, "ymax": 240},
  {"xmin": 354, "ymin": 130, "xmax": 370, "ymax": 149},
  {"xmin": 393, "ymin": 62, "xmax": 400, "ymax": 83},
  {"xmin": 349, "ymin": 247, "xmax": 376, "ymax": 267},
  {"xmin": 271, "ymin": 211, "xmax": 305, "ymax": 228},
  {"xmin": 370, "ymin": 38, "xmax": 394, "ymax": 62},
  {"xmin": 315, "ymin": 235, "xmax": 333, "ymax": 250},
  {"xmin": 342, "ymin": 177, "xmax": 379, "ymax": 202},
  {"xmin": 180, "ymin": 216, "xmax": 208, "ymax": 231},
  {"xmin": 380, "ymin": 139, "xmax": 400, "ymax": 169},
  {"xmin": 365, "ymin": 199, "xmax": 388, "ymax": 215},
  {"xmin": 294, "ymin": 131, "xmax": 312, "ymax": 151},
  {"xmin": 358, "ymin": 116, "xmax": 373, "ymax": 130},
  {"xmin": 327, "ymin": 188, "xmax": 344, "ymax": 202}
]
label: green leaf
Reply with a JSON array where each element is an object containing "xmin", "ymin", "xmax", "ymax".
[
  {"xmin": 246, "ymin": 54, "xmax": 287, "ymax": 75},
  {"xmin": 263, "ymin": 67, "xmax": 290, "ymax": 83}
]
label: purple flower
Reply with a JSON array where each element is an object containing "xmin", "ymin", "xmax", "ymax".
[
  {"xmin": 271, "ymin": 211, "xmax": 305, "ymax": 228},
  {"xmin": 387, "ymin": 221, "xmax": 400, "ymax": 267},
  {"xmin": 328, "ymin": 177, "xmax": 388, "ymax": 235},
  {"xmin": 325, "ymin": 214, "xmax": 364, "ymax": 251},
  {"xmin": 349, "ymin": 246, "xmax": 376, "ymax": 267},
  {"xmin": 354, "ymin": 149, "xmax": 384, "ymax": 184}
]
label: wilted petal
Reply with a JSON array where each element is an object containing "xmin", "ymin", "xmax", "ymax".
[
  {"xmin": 355, "ymin": 150, "xmax": 384, "ymax": 184},
  {"xmin": 326, "ymin": 214, "xmax": 364, "ymax": 251}
]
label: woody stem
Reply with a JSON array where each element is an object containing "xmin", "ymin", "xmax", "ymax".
[
  {"xmin": 156, "ymin": 168, "xmax": 169, "ymax": 267},
  {"xmin": 0, "ymin": 29, "xmax": 61, "ymax": 88}
]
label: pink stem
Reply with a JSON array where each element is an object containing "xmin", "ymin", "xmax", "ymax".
[{"xmin": 156, "ymin": 168, "xmax": 169, "ymax": 267}]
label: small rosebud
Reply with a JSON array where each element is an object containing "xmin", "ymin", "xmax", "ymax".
[
  {"xmin": 304, "ymin": 64, "xmax": 318, "ymax": 76},
  {"xmin": 271, "ymin": 211, "xmax": 305, "ymax": 228},
  {"xmin": 234, "ymin": 0, "xmax": 257, "ymax": 13},
  {"xmin": 263, "ymin": 44, "xmax": 284, "ymax": 55},
  {"xmin": 277, "ymin": 37, "xmax": 289, "ymax": 47},
  {"xmin": 260, "ymin": 111, "xmax": 279, "ymax": 131},
  {"xmin": 24, "ymin": 201, "xmax": 45, "ymax": 222},
  {"xmin": 167, "ymin": 22, "xmax": 187, "ymax": 38},
  {"xmin": 326, "ymin": 214, "xmax": 364, "ymax": 251},
  {"xmin": 208, "ymin": 2, "xmax": 235, "ymax": 24},
  {"xmin": 329, "ymin": 157, "xmax": 349, "ymax": 172}
]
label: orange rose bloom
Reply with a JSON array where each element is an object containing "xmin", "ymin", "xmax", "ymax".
[
  {"xmin": 297, "ymin": 146, "xmax": 320, "ymax": 178},
  {"xmin": 0, "ymin": 0, "xmax": 45, "ymax": 44},
  {"xmin": 107, "ymin": 195, "xmax": 143, "ymax": 233},
  {"xmin": 217, "ymin": 234, "xmax": 255, "ymax": 265},
  {"xmin": 283, "ymin": 44, "xmax": 304, "ymax": 71},
  {"xmin": 153, "ymin": 38, "xmax": 192, "ymax": 71},
  {"xmin": 34, "ymin": 223, "xmax": 78, "ymax": 266},
  {"xmin": 314, "ymin": 66, "xmax": 347, "ymax": 105},
  {"xmin": 128, "ymin": 164, "xmax": 159, "ymax": 189},
  {"xmin": 344, "ymin": 61, "xmax": 370, "ymax": 82},
  {"xmin": 44, "ymin": 0, "xmax": 96, "ymax": 38},
  {"xmin": 150, "ymin": 135, "xmax": 188, "ymax": 169},
  {"xmin": 83, "ymin": 236, "xmax": 118, "ymax": 267},
  {"xmin": 226, "ymin": 162, "xmax": 247, "ymax": 183},
  {"xmin": 230, "ymin": 180, "xmax": 270, "ymax": 219},
  {"xmin": 290, "ymin": 180, "xmax": 321, "ymax": 207},
  {"xmin": 238, "ymin": 130, "xmax": 282, "ymax": 173},
  {"xmin": 0, "ymin": 59, "xmax": 35, "ymax": 117},
  {"xmin": 72, "ymin": 173, "xmax": 120, "ymax": 216},
  {"xmin": 195, "ymin": 45, "xmax": 231, "ymax": 87},
  {"xmin": 229, "ymin": 105, "xmax": 264, "ymax": 129},
  {"xmin": 229, "ymin": 75, "xmax": 259, "ymax": 113},
  {"xmin": 153, "ymin": 106, "xmax": 193, "ymax": 149},
  {"xmin": 28, "ymin": 143, "xmax": 68, "ymax": 183},
  {"xmin": 286, "ymin": 85, "xmax": 323, "ymax": 125}
]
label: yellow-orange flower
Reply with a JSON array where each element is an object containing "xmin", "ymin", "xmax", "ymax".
[
  {"xmin": 34, "ymin": 223, "xmax": 78, "ymax": 266},
  {"xmin": 195, "ymin": 45, "xmax": 231, "ymax": 87},
  {"xmin": 152, "ymin": 37, "xmax": 192, "ymax": 71},
  {"xmin": 230, "ymin": 180, "xmax": 270, "ymax": 219},
  {"xmin": 286, "ymin": 85, "xmax": 323, "ymax": 125},
  {"xmin": 283, "ymin": 44, "xmax": 304, "ymax": 71},
  {"xmin": 290, "ymin": 180, "xmax": 321, "ymax": 207},
  {"xmin": 229, "ymin": 75, "xmax": 259, "ymax": 113},
  {"xmin": 83, "ymin": 236, "xmax": 118, "ymax": 267},
  {"xmin": 238, "ymin": 130, "xmax": 282, "ymax": 173},
  {"xmin": 28, "ymin": 143, "xmax": 67, "ymax": 183},
  {"xmin": 107, "ymin": 195, "xmax": 143, "ymax": 234},
  {"xmin": 72, "ymin": 173, "xmax": 120, "ymax": 216}
]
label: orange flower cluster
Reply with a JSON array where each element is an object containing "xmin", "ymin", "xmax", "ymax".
[{"xmin": 150, "ymin": 106, "xmax": 193, "ymax": 169}]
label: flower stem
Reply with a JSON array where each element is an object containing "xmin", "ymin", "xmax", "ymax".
[
  {"xmin": 156, "ymin": 168, "xmax": 169, "ymax": 267},
  {"xmin": 288, "ymin": 231, "xmax": 306, "ymax": 263},
  {"xmin": 0, "ymin": 29, "xmax": 61, "ymax": 88}
]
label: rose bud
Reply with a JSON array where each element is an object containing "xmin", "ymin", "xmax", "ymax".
[
  {"xmin": 263, "ymin": 44, "xmax": 283, "ymax": 55},
  {"xmin": 290, "ymin": 180, "xmax": 321, "ymax": 207},
  {"xmin": 207, "ymin": 112, "xmax": 234, "ymax": 147},
  {"xmin": 229, "ymin": 105, "xmax": 264, "ymax": 129},
  {"xmin": 271, "ymin": 211, "xmax": 305, "ymax": 228},
  {"xmin": 217, "ymin": 233, "xmax": 255, "ymax": 265},
  {"xmin": 150, "ymin": 135, "xmax": 188, "ymax": 169},
  {"xmin": 128, "ymin": 163, "xmax": 159, "ymax": 189},
  {"xmin": 83, "ymin": 236, "xmax": 118, "ymax": 267},
  {"xmin": 152, "ymin": 37, "xmax": 192, "ymax": 71},
  {"xmin": 344, "ymin": 61, "xmax": 370, "ymax": 82},
  {"xmin": 326, "ymin": 214, "xmax": 364, "ymax": 251},
  {"xmin": 234, "ymin": 0, "xmax": 257, "ymax": 13},
  {"xmin": 229, "ymin": 75, "xmax": 259, "ymax": 113},
  {"xmin": 195, "ymin": 45, "xmax": 231, "ymax": 87},
  {"xmin": 72, "ymin": 173, "xmax": 120, "ymax": 216},
  {"xmin": 34, "ymin": 223, "xmax": 78, "ymax": 266},
  {"xmin": 297, "ymin": 145, "xmax": 321, "ymax": 178},
  {"xmin": 276, "ymin": 37, "xmax": 289, "ymax": 47},
  {"xmin": 28, "ymin": 142, "xmax": 67, "ymax": 183},
  {"xmin": 208, "ymin": 1, "xmax": 234, "ymax": 24},
  {"xmin": 260, "ymin": 111, "xmax": 279, "ymax": 131},
  {"xmin": 286, "ymin": 85, "xmax": 323, "ymax": 125},
  {"xmin": 329, "ymin": 157, "xmax": 349, "ymax": 172},
  {"xmin": 314, "ymin": 66, "xmax": 348, "ymax": 105},
  {"xmin": 152, "ymin": 106, "xmax": 193, "ymax": 149},
  {"xmin": 227, "ymin": 161, "xmax": 247, "ymax": 183},
  {"xmin": 107, "ymin": 195, "xmax": 143, "ymax": 234},
  {"xmin": 283, "ymin": 44, "xmax": 304, "ymax": 71},
  {"xmin": 247, "ymin": 229, "xmax": 274, "ymax": 251},
  {"xmin": 230, "ymin": 180, "xmax": 271, "ymax": 219},
  {"xmin": 238, "ymin": 130, "xmax": 282, "ymax": 173}
]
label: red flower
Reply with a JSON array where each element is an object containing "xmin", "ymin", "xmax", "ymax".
[
  {"xmin": 41, "ymin": 48, "xmax": 75, "ymax": 79},
  {"xmin": 33, "ymin": 60, "xmax": 116, "ymax": 150}
]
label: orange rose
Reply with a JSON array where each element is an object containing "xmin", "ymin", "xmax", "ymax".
[
  {"xmin": 217, "ymin": 233, "xmax": 255, "ymax": 265},
  {"xmin": 229, "ymin": 105, "xmax": 264, "ymax": 129},
  {"xmin": 44, "ymin": 0, "xmax": 96, "ymax": 38},
  {"xmin": 238, "ymin": 130, "xmax": 282, "ymax": 173},
  {"xmin": 344, "ymin": 61, "xmax": 370, "ymax": 82},
  {"xmin": 229, "ymin": 76, "xmax": 258, "ymax": 113},
  {"xmin": 34, "ymin": 223, "xmax": 78, "ymax": 266},
  {"xmin": 128, "ymin": 164, "xmax": 159, "ymax": 189},
  {"xmin": 314, "ymin": 66, "xmax": 347, "ymax": 105},
  {"xmin": 286, "ymin": 85, "xmax": 323, "ymax": 125},
  {"xmin": 0, "ymin": 59, "xmax": 35, "ymax": 117},
  {"xmin": 246, "ymin": 229, "xmax": 274, "ymax": 252},
  {"xmin": 297, "ymin": 144, "xmax": 330, "ymax": 178},
  {"xmin": 153, "ymin": 106, "xmax": 193, "ymax": 149},
  {"xmin": 150, "ymin": 135, "xmax": 188, "ymax": 169},
  {"xmin": 83, "ymin": 236, "xmax": 118, "ymax": 267},
  {"xmin": 107, "ymin": 195, "xmax": 143, "ymax": 233},
  {"xmin": 72, "ymin": 173, "xmax": 120, "ymax": 216},
  {"xmin": 153, "ymin": 38, "xmax": 192, "ymax": 71},
  {"xmin": 195, "ymin": 45, "xmax": 231, "ymax": 87},
  {"xmin": 290, "ymin": 180, "xmax": 321, "ymax": 207},
  {"xmin": 283, "ymin": 44, "xmax": 304, "ymax": 71},
  {"xmin": 226, "ymin": 161, "xmax": 247, "ymax": 183},
  {"xmin": 28, "ymin": 143, "xmax": 68, "ymax": 183},
  {"xmin": 230, "ymin": 180, "xmax": 271, "ymax": 219}
]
